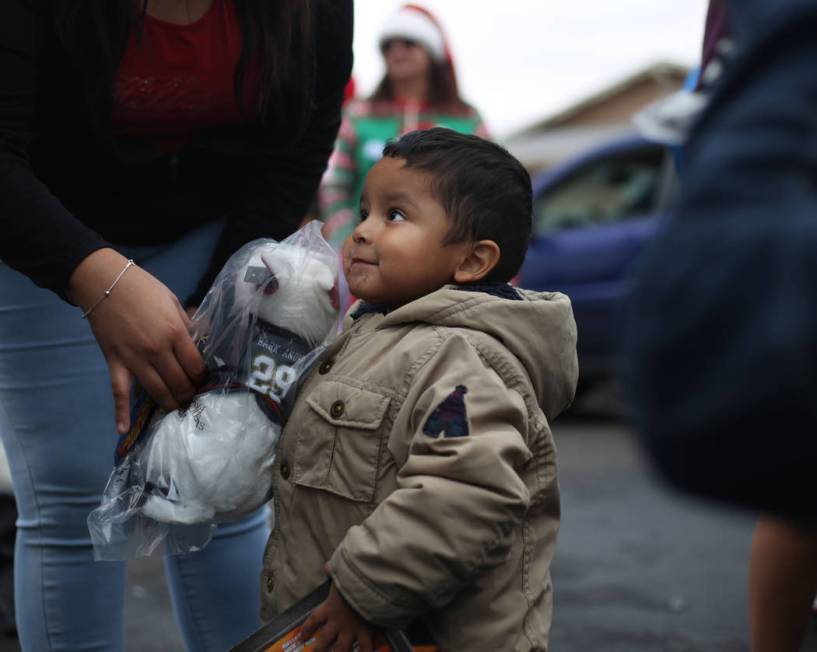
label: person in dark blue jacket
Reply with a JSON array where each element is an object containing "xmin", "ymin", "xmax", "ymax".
[{"xmin": 621, "ymin": 2, "xmax": 817, "ymax": 649}]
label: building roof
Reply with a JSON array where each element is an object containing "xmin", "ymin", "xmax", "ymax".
[
  {"xmin": 506, "ymin": 61, "xmax": 689, "ymax": 140},
  {"xmin": 502, "ymin": 61, "xmax": 689, "ymax": 172}
]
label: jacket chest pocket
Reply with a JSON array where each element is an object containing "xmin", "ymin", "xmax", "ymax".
[{"xmin": 293, "ymin": 380, "xmax": 391, "ymax": 503}]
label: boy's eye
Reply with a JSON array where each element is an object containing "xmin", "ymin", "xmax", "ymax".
[
  {"xmin": 386, "ymin": 208, "xmax": 406, "ymax": 222},
  {"xmin": 358, "ymin": 208, "xmax": 369, "ymax": 222}
]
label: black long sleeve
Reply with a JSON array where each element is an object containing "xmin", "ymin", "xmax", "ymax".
[{"xmin": 0, "ymin": 0, "xmax": 110, "ymax": 299}]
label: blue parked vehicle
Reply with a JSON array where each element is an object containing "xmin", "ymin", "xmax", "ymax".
[{"xmin": 518, "ymin": 135, "xmax": 676, "ymax": 386}]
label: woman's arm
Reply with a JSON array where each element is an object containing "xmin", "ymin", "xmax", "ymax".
[
  {"xmin": 0, "ymin": 0, "xmax": 110, "ymax": 297},
  {"xmin": 1, "ymin": 1, "xmax": 207, "ymax": 432},
  {"xmin": 68, "ymin": 248, "xmax": 206, "ymax": 434}
]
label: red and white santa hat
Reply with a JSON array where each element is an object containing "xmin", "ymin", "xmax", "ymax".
[{"xmin": 378, "ymin": 4, "xmax": 450, "ymax": 63}]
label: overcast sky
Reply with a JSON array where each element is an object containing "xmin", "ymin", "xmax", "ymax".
[{"xmin": 352, "ymin": 1, "xmax": 710, "ymax": 138}]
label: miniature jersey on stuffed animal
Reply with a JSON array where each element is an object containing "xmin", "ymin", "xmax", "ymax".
[{"xmin": 138, "ymin": 241, "xmax": 338, "ymax": 525}]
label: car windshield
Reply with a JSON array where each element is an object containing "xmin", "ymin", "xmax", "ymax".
[{"xmin": 534, "ymin": 146, "xmax": 664, "ymax": 235}]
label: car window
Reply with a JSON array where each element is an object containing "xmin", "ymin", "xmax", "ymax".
[{"xmin": 533, "ymin": 146, "xmax": 665, "ymax": 235}]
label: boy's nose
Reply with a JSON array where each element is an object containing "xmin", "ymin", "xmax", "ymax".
[{"xmin": 352, "ymin": 218, "xmax": 374, "ymax": 244}]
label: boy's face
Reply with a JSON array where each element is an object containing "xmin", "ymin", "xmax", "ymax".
[{"xmin": 342, "ymin": 157, "xmax": 471, "ymax": 307}]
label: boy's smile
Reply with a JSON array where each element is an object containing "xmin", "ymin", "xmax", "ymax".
[{"xmin": 342, "ymin": 156, "xmax": 471, "ymax": 307}]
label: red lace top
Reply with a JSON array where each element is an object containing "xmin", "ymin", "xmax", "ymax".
[{"xmin": 112, "ymin": 0, "xmax": 257, "ymax": 152}]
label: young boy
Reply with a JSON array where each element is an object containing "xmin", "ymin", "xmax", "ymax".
[{"xmin": 260, "ymin": 128, "xmax": 578, "ymax": 651}]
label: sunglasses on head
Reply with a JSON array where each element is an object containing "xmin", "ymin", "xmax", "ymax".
[{"xmin": 381, "ymin": 38, "xmax": 419, "ymax": 53}]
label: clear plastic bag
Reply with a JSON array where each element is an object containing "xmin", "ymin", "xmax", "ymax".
[{"xmin": 88, "ymin": 221, "xmax": 340, "ymax": 559}]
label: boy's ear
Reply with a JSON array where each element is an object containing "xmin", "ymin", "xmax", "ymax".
[{"xmin": 453, "ymin": 240, "xmax": 501, "ymax": 284}]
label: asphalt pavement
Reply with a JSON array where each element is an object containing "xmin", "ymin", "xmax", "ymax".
[
  {"xmin": 549, "ymin": 388, "xmax": 817, "ymax": 651},
  {"xmin": 0, "ymin": 386, "xmax": 815, "ymax": 651},
  {"xmin": 551, "ymin": 412, "xmax": 752, "ymax": 650}
]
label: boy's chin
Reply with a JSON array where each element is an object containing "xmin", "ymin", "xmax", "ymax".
[
  {"xmin": 346, "ymin": 282, "xmax": 369, "ymax": 303},
  {"xmin": 347, "ymin": 280, "xmax": 418, "ymax": 307},
  {"xmin": 349, "ymin": 286, "xmax": 388, "ymax": 306}
]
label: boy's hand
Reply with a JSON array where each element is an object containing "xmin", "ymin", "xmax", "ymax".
[{"xmin": 300, "ymin": 580, "xmax": 374, "ymax": 652}]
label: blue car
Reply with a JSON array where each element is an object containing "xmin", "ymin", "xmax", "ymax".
[{"xmin": 518, "ymin": 135, "xmax": 676, "ymax": 386}]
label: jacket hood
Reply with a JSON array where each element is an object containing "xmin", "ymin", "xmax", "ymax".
[{"xmin": 375, "ymin": 286, "xmax": 578, "ymax": 418}]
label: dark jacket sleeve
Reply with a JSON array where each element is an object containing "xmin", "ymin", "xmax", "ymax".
[
  {"xmin": 0, "ymin": 0, "xmax": 110, "ymax": 300},
  {"xmin": 187, "ymin": 0, "xmax": 353, "ymax": 305},
  {"xmin": 620, "ymin": 0, "xmax": 817, "ymax": 520}
]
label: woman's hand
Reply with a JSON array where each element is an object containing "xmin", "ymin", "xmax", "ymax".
[
  {"xmin": 300, "ymin": 580, "xmax": 374, "ymax": 652},
  {"xmin": 68, "ymin": 248, "xmax": 207, "ymax": 435}
]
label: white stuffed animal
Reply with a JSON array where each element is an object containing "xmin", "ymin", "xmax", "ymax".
[{"xmin": 137, "ymin": 233, "xmax": 338, "ymax": 525}]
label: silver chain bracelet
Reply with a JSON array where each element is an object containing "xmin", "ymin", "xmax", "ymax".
[{"xmin": 81, "ymin": 259, "xmax": 136, "ymax": 319}]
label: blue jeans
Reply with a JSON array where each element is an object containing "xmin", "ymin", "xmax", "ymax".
[{"xmin": 0, "ymin": 221, "xmax": 270, "ymax": 651}]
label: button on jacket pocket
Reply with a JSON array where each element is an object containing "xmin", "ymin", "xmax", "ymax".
[
  {"xmin": 330, "ymin": 400, "xmax": 345, "ymax": 418},
  {"xmin": 294, "ymin": 380, "xmax": 391, "ymax": 503}
]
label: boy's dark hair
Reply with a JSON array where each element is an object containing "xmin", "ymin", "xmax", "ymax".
[{"xmin": 382, "ymin": 128, "xmax": 532, "ymax": 283}]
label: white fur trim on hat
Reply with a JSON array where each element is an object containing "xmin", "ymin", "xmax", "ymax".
[{"xmin": 379, "ymin": 7, "xmax": 446, "ymax": 62}]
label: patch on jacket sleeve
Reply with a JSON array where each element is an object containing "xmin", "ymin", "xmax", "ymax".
[{"xmin": 423, "ymin": 385, "xmax": 469, "ymax": 438}]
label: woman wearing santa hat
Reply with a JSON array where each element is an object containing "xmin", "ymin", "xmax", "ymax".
[{"xmin": 319, "ymin": 4, "xmax": 488, "ymax": 248}]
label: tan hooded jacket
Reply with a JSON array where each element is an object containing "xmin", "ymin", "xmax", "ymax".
[{"xmin": 261, "ymin": 286, "xmax": 578, "ymax": 651}]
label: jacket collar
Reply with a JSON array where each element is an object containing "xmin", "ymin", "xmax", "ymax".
[{"xmin": 350, "ymin": 283, "xmax": 521, "ymax": 321}]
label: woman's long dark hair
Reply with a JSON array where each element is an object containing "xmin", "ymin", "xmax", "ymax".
[
  {"xmin": 53, "ymin": 0, "xmax": 316, "ymax": 131},
  {"xmin": 370, "ymin": 59, "xmax": 466, "ymax": 111}
]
